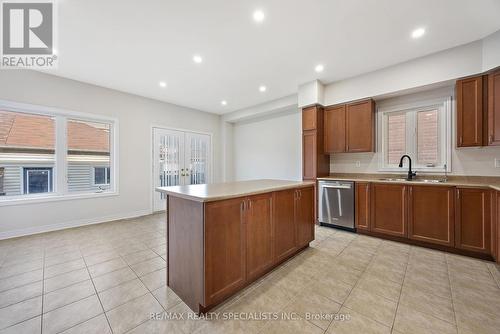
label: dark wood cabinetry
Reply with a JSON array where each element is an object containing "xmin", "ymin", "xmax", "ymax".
[
  {"xmin": 324, "ymin": 99, "xmax": 375, "ymax": 153},
  {"xmin": 488, "ymin": 70, "xmax": 500, "ymax": 146},
  {"xmin": 302, "ymin": 106, "xmax": 329, "ymax": 180},
  {"xmin": 324, "ymin": 105, "xmax": 346, "ymax": 153},
  {"xmin": 245, "ymin": 193, "xmax": 273, "ymax": 281},
  {"xmin": 455, "ymin": 187, "xmax": 491, "ymax": 254},
  {"xmin": 456, "ymin": 75, "xmax": 485, "ymax": 147},
  {"xmin": 346, "ymin": 100, "xmax": 375, "ymax": 152},
  {"xmin": 204, "ymin": 197, "xmax": 246, "ymax": 306},
  {"xmin": 408, "ymin": 185, "xmax": 455, "ymax": 247},
  {"xmin": 295, "ymin": 186, "xmax": 315, "ymax": 247},
  {"xmin": 355, "ymin": 182, "xmax": 370, "ymax": 231},
  {"xmin": 273, "ymin": 189, "xmax": 297, "ymax": 262},
  {"xmin": 370, "ymin": 183, "xmax": 407, "ymax": 237}
]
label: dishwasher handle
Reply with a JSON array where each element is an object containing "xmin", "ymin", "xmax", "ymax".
[{"xmin": 321, "ymin": 184, "xmax": 352, "ymax": 189}]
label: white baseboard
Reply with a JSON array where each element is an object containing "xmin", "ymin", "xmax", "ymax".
[{"xmin": 0, "ymin": 209, "xmax": 153, "ymax": 240}]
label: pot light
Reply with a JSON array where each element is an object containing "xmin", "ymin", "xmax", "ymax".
[
  {"xmin": 411, "ymin": 27, "xmax": 426, "ymax": 39},
  {"xmin": 259, "ymin": 85, "xmax": 267, "ymax": 92},
  {"xmin": 315, "ymin": 64, "xmax": 324, "ymax": 73},
  {"xmin": 253, "ymin": 10, "xmax": 265, "ymax": 23},
  {"xmin": 221, "ymin": 100, "xmax": 227, "ymax": 106},
  {"xmin": 159, "ymin": 81, "xmax": 167, "ymax": 88},
  {"xmin": 193, "ymin": 55, "xmax": 203, "ymax": 63}
]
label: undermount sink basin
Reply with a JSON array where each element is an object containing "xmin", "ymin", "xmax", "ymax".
[{"xmin": 378, "ymin": 178, "xmax": 447, "ymax": 183}]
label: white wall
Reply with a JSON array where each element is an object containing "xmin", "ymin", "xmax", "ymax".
[
  {"xmin": 232, "ymin": 110, "xmax": 302, "ymax": 181},
  {"xmin": 330, "ymin": 87, "xmax": 500, "ymax": 176},
  {"xmin": 482, "ymin": 29, "xmax": 500, "ymax": 71},
  {"xmin": 0, "ymin": 70, "xmax": 222, "ymax": 238}
]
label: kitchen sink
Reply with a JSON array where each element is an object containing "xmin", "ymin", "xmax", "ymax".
[{"xmin": 378, "ymin": 178, "xmax": 447, "ymax": 183}]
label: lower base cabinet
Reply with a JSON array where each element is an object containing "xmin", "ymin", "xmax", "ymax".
[
  {"xmin": 355, "ymin": 182, "xmax": 495, "ymax": 259},
  {"xmin": 455, "ymin": 187, "xmax": 491, "ymax": 254},
  {"xmin": 408, "ymin": 185, "xmax": 455, "ymax": 247}
]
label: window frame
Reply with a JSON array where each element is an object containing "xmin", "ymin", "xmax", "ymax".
[
  {"xmin": 23, "ymin": 167, "xmax": 54, "ymax": 194},
  {"xmin": 377, "ymin": 96, "xmax": 451, "ymax": 173},
  {"xmin": 93, "ymin": 166, "xmax": 111, "ymax": 186},
  {"xmin": 0, "ymin": 99, "xmax": 119, "ymax": 206}
]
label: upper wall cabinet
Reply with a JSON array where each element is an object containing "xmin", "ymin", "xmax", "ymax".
[
  {"xmin": 488, "ymin": 70, "xmax": 500, "ymax": 146},
  {"xmin": 324, "ymin": 99, "xmax": 375, "ymax": 153},
  {"xmin": 302, "ymin": 106, "xmax": 329, "ymax": 180},
  {"xmin": 456, "ymin": 75, "xmax": 486, "ymax": 147}
]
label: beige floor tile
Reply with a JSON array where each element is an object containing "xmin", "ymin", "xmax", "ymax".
[
  {"xmin": 323, "ymin": 261, "xmax": 363, "ymax": 286},
  {"xmin": 59, "ymin": 314, "xmax": 111, "ymax": 334},
  {"xmin": 44, "ymin": 251, "xmax": 82, "ymax": 267},
  {"xmin": 126, "ymin": 317, "xmax": 184, "ymax": 334},
  {"xmin": 403, "ymin": 275, "xmax": 451, "ymax": 299},
  {"xmin": 0, "ymin": 259, "xmax": 43, "ymax": 279},
  {"xmin": 105, "ymin": 293, "xmax": 163, "ymax": 334},
  {"xmin": 43, "ymin": 280, "xmax": 96, "ymax": 313},
  {"xmin": 140, "ymin": 268, "xmax": 166, "ymax": 291},
  {"xmin": 44, "ymin": 259, "xmax": 86, "ymax": 279},
  {"xmin": 0, "ymin": 269, "xmax": 43, "ymax": 292},
  {"xmin": 399, "ymin": 286, "xmax": 454, "ymax": 323},
  {"xmin": 87, "ymin": 258, "xmax": 128, "ymax": 278},
  {"xmin": 92, "ymin": 267, "xmax": 137, "ymax": 292},
  {"xmin": 44, "ymin": 268, "xmax": 90, "ymax": 293},
  {"xmin": 455, "ymin": 307, "xmax": 500, "ymax": 334},
  {"xmin": 84, "ymin": 251, "xmax": 119, "ymax": 267},
  {"xmin": 151, "ymin": 286, "xmax": 182, "ymax": 311},
  {"xmin": 122, "ymin": 250, "xmax": 158, "ymax": 266},
  {"xmin": 0, "ymin": 281, "xmax": 42, "ymax": 309},
  {"xmin": 393, "ymin": 304, "xmax": 456, "ymax": 334},
  {"xmin": 327, "ymin": 307, "xmax": 391, "ymax": 334},
  {"xmin": 305, "ymin": 276, "xmax": 352, "ymax": 304},
  {"xmin": 357, "ymin": 273, "xmax": 402, "ymax": 301},
  {"xmin": 344, "ymin": 288, "xmax": 397, "ymax": 326},
  {"xmin": 0, "ymin": 296, "xmax": 42, "ymax": 330},
  {"xmin": 130, "ymin": 257, "xmax": 166, "ymax": 277},
  {"xmin": 42, "ymin": 295, "xmax": 103, "ymax": 334},
  {"xmin": 98, "ymin": 278, "xmax": 149, "ymax": 311},
  {"xmin": 0, "ymin": 315, "xmax": 40, "ymax": 334},
  {"xmin": 284, "ymin": 290, "xmax": 342, "ymax": 330},
  {"xmin": 259, "ymin": 318, "xmax": 323, "ymax": 334}
]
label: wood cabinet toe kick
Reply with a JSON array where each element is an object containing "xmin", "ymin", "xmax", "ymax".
[{"xmin": 162, "ymin": 184, "xmax": 315, "ymax": 313}]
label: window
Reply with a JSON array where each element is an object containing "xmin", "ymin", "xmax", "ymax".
[
  {"xmin": 0, "ymin": 100, "xmax": 117, "ymax": 202},
  {"xmin": 93, "ymin": 167, "xmax": 110, "ymax": 185},
  {"xmin": 378, "ymin": 97, "xmax": 451, "ymax": 172},
  {"xmin": 23, "ymin": 168, "xmax": 53, "ymax": 194}
]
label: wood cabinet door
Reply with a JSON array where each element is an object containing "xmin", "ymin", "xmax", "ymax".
[
  {"xmin": 302, "ymin": 106, "xmax": 317, "ymax": 131},
  {"xmin": 346, "ymin": 100, "xmax": 374, "ymax": 152},
  {"xmin": 302, "ymin": 130, "xmax": 317, "ymax": 180},
  {"xmin": 296, "ymin": 186, "xmax": 315, "ymax": 247},
  {"xmin": 455, "ymin": 188, "xmax": 491, "ymax": 254},
  {"xmin": 245, "ymin": 193, "xmax": 274, "ymax": 281},
  {"xmin": 324, "ymin": 105, "xmax": 346, "ymax": 153},
  {"xmin": 408, "ymin": 186, "xmax": 455, "ymax": 247},
  {"xmin": 355, "ymin": 182, "xmax": 370, "ymax": 231},
  {"xmin": 488, "ymin": 70, "xmax": 500, "ymax": 146},
  {"xmin": 456, "ymin": 76, "xmax": 484, "ymax": 147},
  {"xmin": 204, "ymin": 197, "xmax": 246, "ymax": 305},
  {"xmin": 273, "ymin": 189, "xmax": 297, "ymax": 263},
  {"xmin": 370, "ymin": 183, "xmax": 407, "ymax": 237}
]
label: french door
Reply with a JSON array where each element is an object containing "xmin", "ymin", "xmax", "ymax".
[{"xmin": 153, "ymin": 128, "xmax": 211, "ymax": 212}]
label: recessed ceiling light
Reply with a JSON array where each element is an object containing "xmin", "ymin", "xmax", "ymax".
[
  {"xmin": 221, "ymin": 100, "xmax": 227, "ymax": 106},
  {"xmin": 411, "ymin": 27, "xmax": 426, "ymax": 39},
  {"xmin": 253, "ymin": 10, "xmax": 265, "ymax": 23},
  {"xmin": 193, "ymin": 55, "xmax": 203, "ymax": 63},
  {"xmin": 259, "ymin": 85, "xmax": 267, "ymax": 92},
  {"xmin": 159, "ymin": 81, "xmax": 167, "ymax": 88},
  {"xmin": 315, "ymin": 64, "xmax": 324, "ymax": 73}
]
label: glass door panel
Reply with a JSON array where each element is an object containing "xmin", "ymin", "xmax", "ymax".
[{"xmin": 185, "ymin": 133, "xmax": 210, "ymax": 185}]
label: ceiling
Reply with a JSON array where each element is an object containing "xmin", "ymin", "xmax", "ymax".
[{"xmin": 47, "ymin": 0, "xmax": 500, "ymax": 114}]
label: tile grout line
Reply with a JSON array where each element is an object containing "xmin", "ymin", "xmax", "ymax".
[
  {"xmin": 445, "ymin": 254, "xmax": 459, "ymax": 331},
  {"xmin": 40, "ymin": 247, "xmax": 46, "ymax": 333},
  {"xmin": 80, "ymin": 249, "xmax": 115, "ymax": 334},
  {"xmin": 389, "ymin": 244, "xmax": 410, "ymax": 332}
]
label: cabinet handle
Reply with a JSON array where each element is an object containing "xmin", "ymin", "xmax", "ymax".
[
  {"xmin": 248, "ymin": 200, "xmax": 252, "ymax": 210},
  {"xmin": 241, "ymin": 201, "xmax": 245, "ymax": 212},
  {"xmin": 459, "ymin": 136, "xmax": 462, "ymax": 145},
  {"xmin": 489, "ymin": 135, "xmax": 493, "ymax": 144}
]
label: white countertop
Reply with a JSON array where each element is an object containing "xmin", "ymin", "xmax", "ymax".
[{"xmin": 156, "ymin": 179, "xmax": 314, "ymax": 202}]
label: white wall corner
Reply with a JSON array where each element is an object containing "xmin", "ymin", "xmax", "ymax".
[
  {"xmin": 298, "ymin": 80, "xmax": 325, "ymax": 108},
  {"xmin": 482, "ymin": 29, "xmax": 500, "ymax": 71},
  {"xmin": 222, "ymin": 94, "xmax": 297, "ymax": 123}
]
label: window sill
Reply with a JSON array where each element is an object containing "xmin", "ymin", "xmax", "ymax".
[
  {"xmin": 378, "ymin": 167, "xmax": 449, "ymax": 173},
  {"xmin": 0, "ymin": 191, "xmax": 119, "ymax": 207}
]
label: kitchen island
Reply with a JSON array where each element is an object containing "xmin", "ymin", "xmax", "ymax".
[{"xmin": 156, "ymin": 179, "xmax": 315, "ymax": 313}]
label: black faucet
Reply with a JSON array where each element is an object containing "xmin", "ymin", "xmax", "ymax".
[{"xmin": 399, "ymin": 155, "xmax": 416, "ymax": 180}]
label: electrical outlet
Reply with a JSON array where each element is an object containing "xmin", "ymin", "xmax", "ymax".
[
  {"xmin": 495, "ymin": 158, "xmax": 500, "ymax": 168},
  {"xmin": 356, "ymin": 161, "xmax": 361, "ymax": 168}
]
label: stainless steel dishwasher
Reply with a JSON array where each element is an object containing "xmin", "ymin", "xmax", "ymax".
[{"xmin": 318, "ymin": 180, "xmax": 355, "ymax": 231}]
